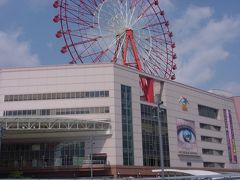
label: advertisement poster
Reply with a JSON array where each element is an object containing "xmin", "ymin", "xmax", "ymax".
[
  {"xmin": 177, "ymin": 118, "xmax": 197, "ymax": 155},
  {"xmin": 223, "ymin": 109, "xmax": 238, "ymax": 164}
]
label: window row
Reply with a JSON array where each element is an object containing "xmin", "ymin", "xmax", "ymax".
[
  {"xmin": 0, "ymin": 142, "xmax": 85, "ymax": 168},
  {"xmin": 202, "ymin": 149, "xmax": 223, "ymax": 156},
  {"xmin": 200, "ymin": 123, "xmax": 221, "ymax": 131},
  {"xmin": 198, "ymin": 104, "xmax": 218, "ymax": 119},
  {"xmin": 201, "ymin": 136, "xmax": 222, "ymax": 144},
  {"xmin": 203, "ymin": 162, "xmax": 224, "ymax": 168},
  {"xmin": 4, "ymin": 90, "xmax": 109, "ymax": 102},
  {"xmin": 3, "ymin": 106, "xmax": 110, "ymax": 116}
]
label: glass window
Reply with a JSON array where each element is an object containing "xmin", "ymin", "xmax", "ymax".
[
  {"xmin": 4, "ymin": 95, "xmax": 10, "ymax": 101},
  {"xmin": 76, "ymin": 92, "xmax": 81, "ymax": 98},
  {"xmin": 100, "ymin": 91, "xmax": 105, "ymax": 97},
  {"xmin": 62, "ymin": 93, "xmax": 66, "ymax": 99},
  {"xmin": 32, "ymin": 110, "xmax": 37, "ymax": 115},
  {"xmin": 13, "ymin": 95, "xmax": 19, "ymax": 101},
  {"xmin": 61, "ymin": 109, "xmax": 66, "ymax": 115},
  {"xmin": 80, "ymin": 92, "xmax": 84, "ymax": 98},
  {"xmin": 95, "ymin": 91, "xmax": 100, "ymax": 97},
  {"xmin": 47, "ymin": 93, "xmax": 52, "ymax": 99},
  {"xmin": 95, "ymin": 107, "xmax": 100, "ymax": 113},
  {"xmin": 75, "ymin": 108, "xmax": 80, "ymax": 114},
  {"xmin": 23, "ymin": 94, "xmax": 28, "ymax": 101},
  {"xmin": 65, "ymin": 92, "xmax": 71, "ymax": 99},
  {"xmin": 200, "ymin": 123, "xmax": 221, "ymax": 131},
  {"xmin": 141, "ymin": 104, "xmax": 170, "ymax": 167},
  {"xmin": 89, "ymin": 107, "xmax": 94, "ymax": 114},
  {"xmin": 27, "ymin": 110, "xmax": 32, "ymax": 115},
  {"xmin": 19, "ymin": 95, "xmax": 24, "ymax": 101},
  {"xmin": 23, "ymin": 110, "xmax": 27, "ymax": 116},
  {"xmin": 32, "ymin": 94, "xmax": 38, "ymax": 100},
  {"xmin": 66, "ymin": 108, "xmax": 71, "ymax": 114},
  {"xmin": 56, "ymin": 93, "xmax": 61, "ymax": 99},
  {"xmin": 90, "ymin": 91, "xmax": 94, "ymax": 97},
  {"xmin": 4, "ymin": 90, "xmax": 110, "ymax": 102},
  {"xmin": 198, "ymin": 105, "xmax": 218, "ymax": 119},
  {"xmin": 18, "ymin": 110, "xmax": 23, "ymax": 116},
  {"xmin": 71, "ymin": 92, "xmax": 76, "ymax": 98},
  {"xmin": 105, "ymin": 91, "xmax": 109, "ymax": 97},
  {"xmin": 99, "ymin": 107, "xmax": 105, "ymax": 113},
  {"xmin": 85, "ymin": 92, "xmax": 90, "ymax": 98},
  {"xmin": 56, "ymin": 109, "xmax": 61, "ymax": 115},
  {"xmin": 42, "ymin": 94, "xmax": 47, "ymax": 100},
  {"xmin": 70, "ymin": 108, "xmax": 76, "ymax": 114},
  {"xmin": 84, "ymin": 107, "xmax": 90, "ymax": 114},
  {"xmin": 52, "ymin": 93, "xmax": 57, "ymax": 99},
  {"xmin": 9, "ymin": 95, "xmax": 14, "ymax": 101},
  {"xmin": 105, "ymin": 107, "xmax": 110, "ymax": 113},
  {"xmin": 121, "ymin": 85, "xmax": 134, "ymax": 165},
  {"xmin": 80, "ymin": 108, "xmax": 85, "ymax": 114},
  {"xmin": 13, "ymin": 111, "xmax": 17, "ymax": 116},
  {"xmin": 27, "ymin": 94, "xmax": 33, "ymax": 100},
  {"xmin": 37, "ymin": 94, "xmax": 42, "ymax": 100}
]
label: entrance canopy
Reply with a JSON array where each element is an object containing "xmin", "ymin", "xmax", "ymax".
[{"xmin": 0, "ymin": 117, "xmax": 111, "ymax": 139}]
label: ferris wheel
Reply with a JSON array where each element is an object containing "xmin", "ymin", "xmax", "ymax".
[{"xmin": 53, "ymin": 0, "xmax": 177, "ymax": 102}]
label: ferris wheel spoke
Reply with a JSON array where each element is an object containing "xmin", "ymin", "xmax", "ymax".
[
  {"xmin": 130, "ymin": 0, "xmax": 141, "ymax": 10},
  {"xmin": 66, "ymin": 37, "xmax": 100, "ymax": 49},
  {"xmin": 145, "ymin": 59, "xmax": 165, "ymax": 76},
  {"xmin": 148, "ymin": 55, "xmax": 170, "ymax": 77},
  {"xmin": 64, "ymin": 5, "xmax": 94, "ymax": 20},
  {"xmin": 68, "ymin": 0, "xmax": 96, "ymax": 16},
  {"xmin": 151, "ymin": 41, "xmax": 174, "ymax": 56},
  {"xmin": 151, "ymin": 48, "xmax": 169, "ymax": 64},
  {"xmin": 78, "ymin": 42, "xmax": 96, "ymax": 57},
  {"xmin": 143, "ymin": 59, "xmax": 161, "ymax": 76},
  {"xmin": 106, "ymin": 32, "xmax": 126, "ymax": 50},
  {"xmin": 65, "ymin": 9, "xmax": 96, "ymax": 26},
  {"xmin": 151, "ymin": 48, "xmax": 169, "ymax": 61},
  {"xmin": 147, "ymin": 35, "xmax": 172, "ymax": 44},
  {"xmin": 138, "ymin": 38, "xmax": 172, "ymax": 68},
  {"xmin": 112, "ymin": 35, "xmax": 126, "ymax": 62},
  {"xmin": 130, "ymin": 2, "xmax": 153, "ymax": 28},
  {"xmin": 66, "ymin": 30, "xmax": 100, "ymax": 38}
]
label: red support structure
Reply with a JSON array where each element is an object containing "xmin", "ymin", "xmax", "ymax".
[{"xmin": 123, "ymin": 29, "xmax": 154, "ymax": 103}]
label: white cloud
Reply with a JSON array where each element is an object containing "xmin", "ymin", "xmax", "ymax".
[
  {"xmin": 0, "ymin": 0, "xmax": 7, "ymax": 7},
  {"xmin": 0, "ymin": 31, "xmax": 40, "ymax": 67},
  {"xmin": 159, "ymin": 0, "xmax": 175, "ymax": 11},
  {"xmin": 23, "ymin": 0, "xmax": 50, "ymax": 11},
  {"xmin": 173, "ymin": 6, "xmax": 240, "ymax": 86},
  {"xmin": 221, "ymin": 82, "xmax": 240, "ymax": 96},
  {"xmin": 174, "ymin": 6, "xmax": 213, "ymax": 37}
]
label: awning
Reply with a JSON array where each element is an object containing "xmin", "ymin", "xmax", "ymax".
[{"xmin": 0, "ymin": 117, "xmax": 111, "ymax": 139}]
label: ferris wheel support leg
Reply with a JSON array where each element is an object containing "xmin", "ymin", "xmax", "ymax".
[
  {"xmin": 140, "ymin": 77, "xmax": 154, "ymax": 103},
  {"xmin": 146, "ymin": 77, "xmax": 154, "ymax": 103}
]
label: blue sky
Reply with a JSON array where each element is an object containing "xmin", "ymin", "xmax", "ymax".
[{"xmin": 0, "ymin": 0, "xmax": 239, "ymax": 95}]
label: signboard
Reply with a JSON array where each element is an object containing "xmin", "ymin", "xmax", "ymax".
[
  {"xmin": 223, "ymin": 109, "xmax": 237, "ymax": 164},
  {"xmin": 179, "ymin": 96, "xmax": 189, "ymax": 111},
  {"xmin": 177, "ymin": 118, "xmax": 198, "ymax": 155}
]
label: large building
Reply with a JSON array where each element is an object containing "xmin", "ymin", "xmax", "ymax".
[{"xmin": 0, "ymin": 63, "xmax": 239, "ymax": 178}]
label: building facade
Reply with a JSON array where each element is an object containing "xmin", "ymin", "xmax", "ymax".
[{"xmin": 0, "ymin": 64, "xmax": 239, "ymax": 178}]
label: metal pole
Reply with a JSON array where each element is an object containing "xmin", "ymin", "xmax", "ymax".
[
  {"xmin": 157, "ymin": 98, "xmax": 164, "ymax": 179},
  {"xmin": 90, "ymin": 134, "xmax": 93, "ymax": 179},
  {"xmin": 0, "ymin": 126, "xmax": 3, "ymax": 153}
]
